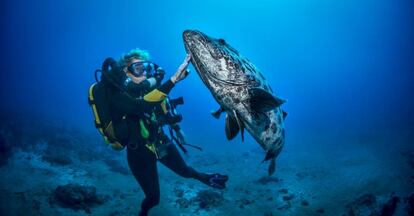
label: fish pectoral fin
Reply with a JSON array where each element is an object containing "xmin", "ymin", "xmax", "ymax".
[
  {"xmin": 211, "ymin": 107, "xmax": 225, "ymax": 119},
  {"xmin": 231, "ymin": 110, "xmax": 245, "ymax": 143},
  {"xmin": 248, "ymin": 88, "xmax": 286, "ymax": 112},
  {"xmin": 225, "ymin": 113, "xmax": 240, "ymax": 141}
]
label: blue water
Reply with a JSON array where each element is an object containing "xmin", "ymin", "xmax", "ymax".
[{"xmin": 1, "ymin": 0, "xmax": 414, "ymax": 215}]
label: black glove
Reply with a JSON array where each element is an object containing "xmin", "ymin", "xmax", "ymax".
[{"xmin": 154, "ymin": 67, "xmax": 165, "ymax": 84}]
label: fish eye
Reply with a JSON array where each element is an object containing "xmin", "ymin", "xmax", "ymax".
[{"xmin": 218, "ymin": 39, "xmax": 226, "ymax": 45}]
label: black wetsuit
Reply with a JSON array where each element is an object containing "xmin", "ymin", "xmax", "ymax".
[{"xmin": 107, "ymin": 77, "xmax": 222, "ymax": 216}]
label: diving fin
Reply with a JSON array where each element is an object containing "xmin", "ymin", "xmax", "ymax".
[
  {"xmin": 248, "ymin": 88, "xmax": 286, "ymax": 113},
  {"xmin": 211, "ymin": 107, "xmax": 225, "ymax": 119},
  {"xmin": 225, "ymin": 113, "xmax": 240, "ymax": 140},
  {"xmin": 202, "ymin": 173, "xmax": 229, "ymax": 189}
]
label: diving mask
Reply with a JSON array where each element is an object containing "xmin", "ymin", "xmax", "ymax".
[{"xmin": 127, "ymin": 61, "xmax": 155, "ymax": 77}]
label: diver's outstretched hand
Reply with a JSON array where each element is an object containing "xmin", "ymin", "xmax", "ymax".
[{"xmin": 171, "ymin": 54, "xmax": 191, "ymax": 84}]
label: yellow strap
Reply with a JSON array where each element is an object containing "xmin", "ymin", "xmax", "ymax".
[
  {"xmin": 143, "ymin": 89, "xmax": 167, "ymax": 102},
  {"xmin": 89, "ymin": 83, "xmax": 103, "ymax": 127}
]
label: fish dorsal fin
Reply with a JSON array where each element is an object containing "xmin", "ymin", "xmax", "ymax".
[
  {"xmin": 248, "ymin": 88, "xmax": 286, "ymax": 112},
  {"xmin": 225, "ymin": 112, "xmax": 240, "ymax": 141}
]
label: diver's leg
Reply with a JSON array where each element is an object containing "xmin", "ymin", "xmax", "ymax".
[
  {"xmin": 160, "ymin": 143, "xmax": 229, "ymax": 189},
  {"xmin": 127, "ymin": 146, "xmax": 160, "ymax": 216},
  {"xmin": 159, "ymin": 143, "xmax": 202, "ymax": 179}
]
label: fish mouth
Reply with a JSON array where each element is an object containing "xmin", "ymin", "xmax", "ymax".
[
  {"xmin": 182, "ymin": 30, "xmax": 209, "ymax": 58},
  {"xmin": 183, "ymin": 30, "xmax": 250, "ymax": 88},
  {"xmin": 182, "ymin": 30, "xmax": 210, "ymax": 83}
]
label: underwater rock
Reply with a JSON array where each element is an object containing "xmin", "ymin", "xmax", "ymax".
[
  {"xmin": 42, "ymin": 147, "xmax": 73, "ymax": 166},
  {"xmin": 404, "ymin": 194, "xmax": 414, "ymax": 216},
  {"xmin": 42, "ymin": 153, "xmax": 73, "ymax": 166},
  {"xmin": 345, "ymin": 193, "xmax": 377, "ymax": 216},
  {"xmin": 379, "ymin": 195, "xmax": 399, "ymax": 216},
  {"xmin": 255, "ymin": 176, "xmax": 281, "ymax": 185},
  {"xmin": 282, "ymin": 194, "xmax": 295, "ymax": 201},
  {"xmin": 316, "ymin": 208, "xmax": 325, "ymax": 214},
  {"xmin": 345, "ymin": 193, "xmax": 401, "ymax": 216},
  {"xmin": 193, "ymin": 189, "xmax": 224, "ymax": 209},
  {"xmin": 278, "ymin": 188, "xmax": 288, "ymax": 194},
  {"xmin": 52, "ymin": 183, "xmax": 105, "ymax": 213}
]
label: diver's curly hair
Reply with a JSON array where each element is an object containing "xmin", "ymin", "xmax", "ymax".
[{"xmin": 118, "ymin": 48, "xmax": 151, "ymax": 66}]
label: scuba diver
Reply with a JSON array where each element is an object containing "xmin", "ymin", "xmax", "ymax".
[{"xmin": 105, "ymin": 48, "xmax": 228, "ymax": 216}]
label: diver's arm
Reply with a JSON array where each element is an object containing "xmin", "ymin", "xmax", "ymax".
[
  {"xmin": 110, "ymin": 92, "xmax": 155, "ymax": 115},
  {"xmin": 110, "ymin": 80, "xmax": 175, "ymax": 115},
  {"xmin": 126, "ymin": 77, "xmax": 158, "ymax": 93}
]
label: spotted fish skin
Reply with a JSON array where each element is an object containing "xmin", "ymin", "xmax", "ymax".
[{"xmin": 183, "ymin": 30, "xmax": 286, "ymax": 175}]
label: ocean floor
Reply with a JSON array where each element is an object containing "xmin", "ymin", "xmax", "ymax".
[{"xmin": 0, "ymin": 122, "xmax": 413, "ymax": 216}]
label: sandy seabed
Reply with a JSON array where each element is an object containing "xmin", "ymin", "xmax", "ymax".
[{"xmin": 0, "ymin": 128, "xmax": 413, "ymax": 216}]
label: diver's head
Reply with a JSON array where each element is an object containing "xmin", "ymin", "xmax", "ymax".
[{"xmin": 119, "ymin": 48, "xmax": 151, "ymax": 84}]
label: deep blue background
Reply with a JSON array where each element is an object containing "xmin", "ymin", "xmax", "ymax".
[{"xmin": 2, "ymin": 0, "xmax": 413, "ymax": 148}]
